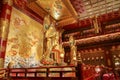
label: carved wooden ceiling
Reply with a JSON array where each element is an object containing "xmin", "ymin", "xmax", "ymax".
[
  {"xmin": 36, "ymin": 0, "xmax": 72, "ymax": 20},
  {"xmin": 25, "ymin": 0, "xmax": 78, "ymax": 26},
  {"xmin": 13, "ymin": 0, "xmax": 120, "ymax": 30},
  {"xmin": 79, "ymin": 0, "xmax": 120, "ymax": 20}
]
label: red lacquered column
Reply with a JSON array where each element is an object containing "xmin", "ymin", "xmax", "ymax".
[{"xmin": 0, "ymin": 0, "xmax": 13, "ymax": 68}]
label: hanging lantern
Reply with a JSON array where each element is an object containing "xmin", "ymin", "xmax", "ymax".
[{"xmin": 60, "ymin": 53, "xmax": 64, "ymax": 58}]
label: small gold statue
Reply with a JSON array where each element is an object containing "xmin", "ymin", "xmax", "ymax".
[{"xmin": 69, "ymin": 36, "xmax": 77, "ymax": 65}]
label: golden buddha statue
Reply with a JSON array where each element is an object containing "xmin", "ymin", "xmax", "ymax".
[{"xmin": 43, "ymin": 22, "xmax": 57, "ymax": 63}]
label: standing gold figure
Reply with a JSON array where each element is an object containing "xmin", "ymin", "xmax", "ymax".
[
  {"xmin": 69, "ymin": 36, "xmax": 77, "ymax": 65},
  {"xmin": 42, "ymin": 22, "xmax": 57, "ymax": 64}
]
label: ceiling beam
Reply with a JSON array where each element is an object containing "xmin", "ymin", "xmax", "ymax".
[
  {"xmin": 57, "ymin": 17, "xmax": 77, "ymax": 28},
  {"xmin": 61, "ymin": 0, "xmax": 78, "ymax": 20},
  {"xmin": 35, "ymin": 2, "xmax": 56, "ymax": 22}
]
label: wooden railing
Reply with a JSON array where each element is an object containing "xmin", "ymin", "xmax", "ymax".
[
  {"xmin": 0, "ymin": 64, "xmax": 99, "ymax": 80},
  {"xmin": 0, "ymin": 65, "xmax": 78, "ymax": 80}
]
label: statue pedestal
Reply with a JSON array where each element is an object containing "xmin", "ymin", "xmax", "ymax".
[{"xmin": 41, "ymin": 58, "xmax": 54, "ymax": 65}]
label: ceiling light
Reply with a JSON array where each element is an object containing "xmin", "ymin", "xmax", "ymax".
[
  {"xmin": 54, "ymin": 13, "xmax": 60, "ymax": 20},
  {"xmin": 60, "ymin": 53, "xmax": 64, "ymax": 58}
]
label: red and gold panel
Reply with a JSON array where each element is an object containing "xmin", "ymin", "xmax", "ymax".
[
  {"xmin": 0, "ymin": 4, "xmax": 12, "ymax": 21},
  {"xmin": 0, "ymin": 0, "xmax": 13, "ymax": 68}
]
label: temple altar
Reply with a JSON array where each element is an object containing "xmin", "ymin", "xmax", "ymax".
[{"xmin": 0, "ymin": 0, "xmax": 120, "ymax": 80}]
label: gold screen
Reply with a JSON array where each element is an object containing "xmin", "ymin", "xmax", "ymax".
[{"xmin": 4, "ymin": 7, "xmax": 44, "ymax": 68}]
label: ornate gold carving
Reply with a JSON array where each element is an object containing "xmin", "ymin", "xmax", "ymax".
[{"xmin": 93, "ymin": 16, "xmax": 100, "ymax": 33}]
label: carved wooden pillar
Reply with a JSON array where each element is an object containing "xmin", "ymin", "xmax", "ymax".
[{"xmin": 0, "ymin": 0, "xmax": 13, "ymax": 68}]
